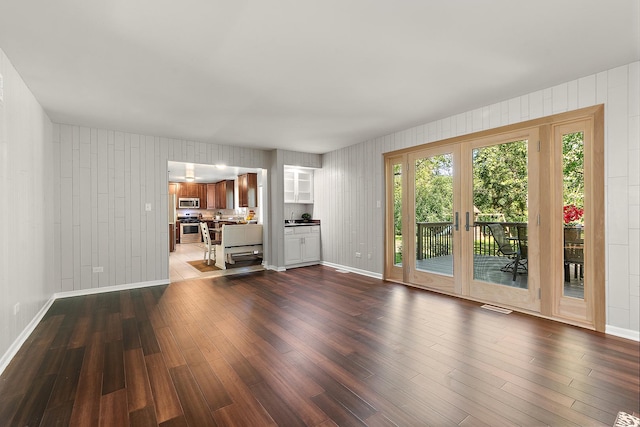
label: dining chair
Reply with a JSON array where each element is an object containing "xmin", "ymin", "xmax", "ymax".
[{"xmin": 200, "ymin": 222, "xmax": 216, "ymax": 265}]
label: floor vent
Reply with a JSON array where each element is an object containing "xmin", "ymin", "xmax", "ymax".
[
  {"xmin": 481, "ymin": 304, "xmax": 512, "ymax": 314},
  {"xmin": 335, "ymin": 269, "xmax": 350, "ymax": 274}
]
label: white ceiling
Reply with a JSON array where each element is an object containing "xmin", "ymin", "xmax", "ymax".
[
  {"xmin": 1, "ymin": 1, "xmax": 638, "ymax": 154},
  {"xmin": 167, "ymin": 161, "xmax": 261, "ymax": 183}
]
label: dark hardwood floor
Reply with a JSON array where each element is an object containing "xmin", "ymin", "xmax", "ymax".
[{"xmin": 1, "ymin": 265, "xmax": 638, "ymax": 426}]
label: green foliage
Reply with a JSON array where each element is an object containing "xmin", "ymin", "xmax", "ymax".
[
  {"xmin": 563, "ymin": 132, "xmax": 584, "ymax": 209},
  {"xmin": 392, "ymin": 132, "xmax": 584, "ymax": 238},
  {"xmin": 473, "ymin": 140, "xmax": 528, "ymax": 222},
  {"xmin": 415, "ymin": 154, "xmax": 454, "ymax": 223}
]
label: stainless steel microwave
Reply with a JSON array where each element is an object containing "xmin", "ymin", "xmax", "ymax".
[{"xmin": 178, "ymin": 198, "xmax": 200, "ymax": 208}]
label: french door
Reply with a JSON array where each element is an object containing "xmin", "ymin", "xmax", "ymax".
[{"xmin": 384, "ymin": 106, "xmax": 604, "ymax": 330}]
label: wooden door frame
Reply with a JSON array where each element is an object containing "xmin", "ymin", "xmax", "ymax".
[{"xmin": 384, "ymin": 105, "xmax": 605, "ymax": 331}]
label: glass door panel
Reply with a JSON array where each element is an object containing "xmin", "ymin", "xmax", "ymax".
[
  {"xmin": 385, "ymin": 156, "xmax": 405, "ymax": 282},
  {"xmin": 407, "ymin": 146, "xmax": 458, "ymax": 292},
  {"xmin": 393, "ymin": 162, "xmax": 403, "ymax": 268},
  {"xmin": 472, "ymin": 139, "xmax": 528, "ymax": 288},
  {"xmin": 466, "ymin": 132, "xmax": 538, "ymax": 312},
  {"xmin": 414, "ymin": 153, "xmax": 454, "ymax": 276},
  {"xmin": 562, "ymin": 131, "xmax": 585, "ymax": 299},
  {"xmin": 553, "ymin": 120, "xmax": 594, "ymax": 326}
]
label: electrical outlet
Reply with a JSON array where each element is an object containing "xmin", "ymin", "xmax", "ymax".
[
  {"xmin": 367, "ymin": 253, "xmax": 372, "ymax": 260},
  {"xmin": 13, "ymin": 303, "xmax": 20, "ymax": 315},
  {"xmin": 93, "ymin": 266, "xmax": 104, "ymax": 273},
  {"xmin": 145, "ymin": 203, "xmax": 152, "ymax": 211},
  {"xmin": 355, "ymin": 252, "xmax": 361, "ymax": 258}
]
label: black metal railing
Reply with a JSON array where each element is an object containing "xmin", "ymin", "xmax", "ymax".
[{"xmin": 415, "ymin": 221, "xmax": 526, "ymax": 260}]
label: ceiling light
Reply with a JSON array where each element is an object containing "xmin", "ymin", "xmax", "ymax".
[{"xmin": 185, "ymin": 163, "xmax": 195, "ymax": 182}]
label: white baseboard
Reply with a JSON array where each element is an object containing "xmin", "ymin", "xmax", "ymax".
[
  {"xmin": 606, "ymin": 325, "xmax": 640, "ymax": 342},
  {"xmin": 0, "ymin": 296, "xmax": 55, "ymax": 376},
  {"xmin": 0, "ymin": 279, "xmax": 169, "ymax": 377},
  {"xmin": 53, "ymin": 279, "xmax": 169, "ymax": 299},
  {"xmin": 320, "ymin": 261, "xmax": 383, "ymax": 280},
  {"xmin": 265, "ymin": 264, "xmax": 286, "ymax": 272}
]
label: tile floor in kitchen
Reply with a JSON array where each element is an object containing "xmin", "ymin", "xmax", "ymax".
[{"xmin": 169, "ymin": 242, "xmax": 264, "ymax": 282}]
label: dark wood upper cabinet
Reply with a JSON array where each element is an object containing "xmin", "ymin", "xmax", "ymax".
[
  {"xmin": 206, "ymin": 184, "xmax": 216, "ymax": 209},
  {"xmin": 214, "ymin": 180, "xmax": 234, "ymax": 209},
  {"xmin": 238, "ymin": 173, "xmax": 257, "ymax": 207}
]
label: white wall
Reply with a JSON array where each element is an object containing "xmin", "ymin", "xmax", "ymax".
[
  {"xmin": 0, "ymin": 49, "xmax": 55, "ymax": 363},
  {"xmin": 316, "ymin": 61, "xmax": 640, "ymax": 334},
  {"xmin": 52, "ymin": 125, "xmax": 272, "ymax": 292}
]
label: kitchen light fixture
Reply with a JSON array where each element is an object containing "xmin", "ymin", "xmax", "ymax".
[{"xmin": 185, "ymin": 163, "xmax": 195, "ymax": 182}]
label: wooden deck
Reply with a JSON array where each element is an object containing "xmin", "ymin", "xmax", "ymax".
[
  {"xmin": 0, "ymin": 266, "xmax": 635, "ymax": 426},
  {"xmin": 414, "ymin": 254, "xmax": 584, "ymax": 298}
]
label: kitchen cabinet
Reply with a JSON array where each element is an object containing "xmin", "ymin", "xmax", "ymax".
[
  {"xmin": 284, "ymin": 167, "xmax": 314, "ymax": 203},
  {"xmin": 206, "ymin": 184, "xmax": 217, "ymax": 209},
  {"xmin": 169, "ymin": 224, "xmax": 175, "ymax": 252},
  {"xmin": 172, "ymin": 182, "xmax": 207, "ymax": 206},
  {"xmin": 215, "ymin": 180, "xmax": 234, "ymax": 209},
  {"xmin": 206, "ymin": 179, "xmax": 234, "ymax": 209},
  {"xmin": 284, "ymin": 225, "xmax": 321, "ymax": 266},
  {"xmin": 238, "ymin": 172, "xmax": 258, "ymax": 207}
]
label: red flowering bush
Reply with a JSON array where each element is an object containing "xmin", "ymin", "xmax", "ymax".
[{"xmin": 563, "ymin": 204, "xmax": 584, "ymax": 224}]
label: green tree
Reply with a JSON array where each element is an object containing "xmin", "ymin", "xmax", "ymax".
[
  {"xmin": 473, "ymin": 140, "xmax": 528, "ymax": 222},
  {"xmin": 415, "ymin": 154, "xmax": 454, "ymax": 223},
  {"xmin": 563, "ymin": 132, "xmax": 584, "ymax": 209}
]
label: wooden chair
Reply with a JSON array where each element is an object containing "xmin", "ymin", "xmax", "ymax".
[{"xmin": 199, "ymin": 222, "xmax": 220, "ymax": 265}]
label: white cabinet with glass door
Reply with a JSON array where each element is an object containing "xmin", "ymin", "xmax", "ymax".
[{"xmin": 284, "ymin": 167, "xmax": 314, "ymax": 203}]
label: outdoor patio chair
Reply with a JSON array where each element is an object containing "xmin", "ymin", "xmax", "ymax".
[
  {"xmin": 516, "ymin": 224, "xmax": 528, "ymax": 275},
  {"xmin": 564, "ymin": 227, "xmax": 584, "ymax": 282},
  {"xmin": 487, "ymin": 223, "xmax": 526, "ymax": 281}
]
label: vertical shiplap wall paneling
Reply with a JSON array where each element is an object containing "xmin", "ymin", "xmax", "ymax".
[
  {"xmin": 0, "ymin": 48, "xmax": 55, "ymax": 367},
  {"xmin": 79, "ymin": 128, "xmax": 92, "ymax": 289},
  {"xmin": 97, "ymin": 129, "xmax": 109, "ymax": 288},
  {"xmin": 50, "ymin": 126, "xmax": 273, "ymax": 291},
  {"xmin": 71, "ymin": 127, "xmax": 80, "ymax": 291},
  {"xmin": 317, "ymin": 61, "xmax": 639, "ymax": 334},
  {"xmin": 124, "ymin": 133, "xmax": 133, "ymax": 284},
  {"xmin": 130, "ymin": 134, "xmax": 141, "ymax": 283},
  {"xmin": 114, "ymin": 132, "xmax": 126, "ymax": 286}
]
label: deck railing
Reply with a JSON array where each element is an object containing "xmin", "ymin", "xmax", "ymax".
[{"xmin": 415, "ymin": 221, "xmax": 526, "ymax": 260}]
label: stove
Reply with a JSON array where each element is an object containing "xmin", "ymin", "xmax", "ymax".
[
  {"xmin": 177, "ymin": 215, "xmax": 202, "ymax": 243},
  {"xmin": 177, "ymin": 215, "xmax": 201, "ymax": 223}
]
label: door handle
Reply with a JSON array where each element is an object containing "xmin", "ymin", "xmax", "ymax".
[
  {"xmin": 465, "ymin": 212, "xmax": 470, "ymax": 231},
  {"xmin": 454, "ymin": 212, "xmax": 459, "ymax": 231}
]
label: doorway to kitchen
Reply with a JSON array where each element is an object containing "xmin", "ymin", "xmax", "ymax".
[{"xmin": 167, "ymin": 161, "xmax": 266, "ymax": 280}]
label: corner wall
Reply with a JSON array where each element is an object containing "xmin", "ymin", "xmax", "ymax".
[
  {"xmin": 315, "ymin": 61, "xmax": 640, "ymax": 335},
  {"xmin": 0, "ymin": 48, "xmax": 55, "ymax": 364}
]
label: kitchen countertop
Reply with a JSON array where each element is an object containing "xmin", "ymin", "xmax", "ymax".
[{"xmin": 284, "ymin": 220, "xmax": 320, "ymax": 227}]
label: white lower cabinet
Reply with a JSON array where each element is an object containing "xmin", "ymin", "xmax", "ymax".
[{"xmin": 285, "ymin": 225, "xmax": 321, "ymax": 266}]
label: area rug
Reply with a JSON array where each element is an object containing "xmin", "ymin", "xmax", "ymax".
[
  {"xmin": 614, "ymin": 411, "xmax": 640, "ymax": 427},
  {"xmin": 187, "ymin": 256, "xmax": 262, "ymax": 272}
]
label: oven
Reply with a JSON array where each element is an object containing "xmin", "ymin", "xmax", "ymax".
[{"xmin": 180, "ymin": 222, "xmax": 201, "ymax": 244}]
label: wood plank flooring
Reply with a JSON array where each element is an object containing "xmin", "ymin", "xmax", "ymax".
[{"xmin": 1, "ymin": 265, "xmax": 638, "ymax": 426}]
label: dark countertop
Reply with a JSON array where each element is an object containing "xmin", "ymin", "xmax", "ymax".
[{"xmin": 284, "ymin": 219, "xmax": 320, "ymax": 227}]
